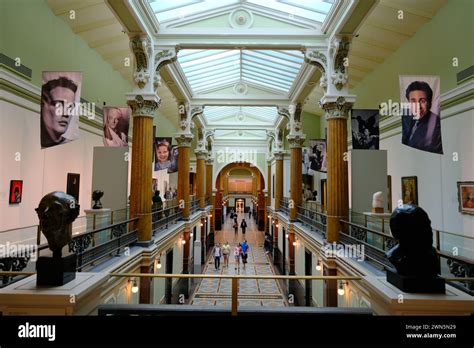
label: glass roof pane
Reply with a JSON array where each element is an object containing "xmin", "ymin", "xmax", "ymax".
[
  {"xmin": 247, "ymin": 0, "xmax": 334, "ymax": 22},
  {"xmin": 149, "ymin": 0, "xmax": 238, "ymax": 23},
  {"xmin": 178, "ymin": 49, "xmax": 304, "ymax": 94},
  {"xmin": 203, "ymin": 106, "xmax": 278, "ymax": 124}
]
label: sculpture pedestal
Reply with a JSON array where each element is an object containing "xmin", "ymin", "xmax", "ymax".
[
  {"xmin": 386, "ymin": 269, "xmax": 445, "ymax": 293},
  {"xmin": 36, "ymin": 254, "xmax": 76, "ymax": 286},
  {"xmin": 84, "ymin": 208, "xmax": 111, "ymax": 246}
]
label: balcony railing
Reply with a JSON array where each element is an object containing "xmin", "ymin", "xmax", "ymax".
[
  {"xmin": 279, "ymin": 198, "xmax": 290, "ymax": 214},
  {"xmin": 152, "ymin": 203, "xmax": 182, "ymax": 234},
  {"xmin": 190, "ymin": 197, "xmax": 199, "ymax": 214},
  {"xmin": 297, "ymin": 205, "xmax": 327, "ymax": 237}
]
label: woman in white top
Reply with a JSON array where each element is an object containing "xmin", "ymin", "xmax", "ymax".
[{"xmin": 103, "ymin": 107, "xmax": 128, "ymax": 147}]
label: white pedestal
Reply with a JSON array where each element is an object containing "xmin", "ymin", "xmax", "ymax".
[
  {"xmin": 0, "ymin": 272, "xmax": 109, "ymax": 315},
  {"xmin": 363, "ymin": 275, "xmax": 474, "ymax": 315}
]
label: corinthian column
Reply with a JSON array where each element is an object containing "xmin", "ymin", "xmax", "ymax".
[
  {"xmin": 127, "ymin": 37, "xmax": 176, "ymax": 244},
  {"xmin": 287, "ymin": 103, "xmax": 305, "ymax": 221}
]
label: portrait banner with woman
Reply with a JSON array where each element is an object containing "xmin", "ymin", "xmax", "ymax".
[
  {"xmin": 103, "ymin": 107, "xmax": 130, "ymax": 147},
  {"xmin": 40, "ymin": 71, "xmax": 82, "ymax": 149},
  {"xmin": 399, "ymin": 75, "xmax": 443, "ymax": 154},
  {"xmin": 351, "ymin": 109, "xmax": 380, "ymax": 150}
]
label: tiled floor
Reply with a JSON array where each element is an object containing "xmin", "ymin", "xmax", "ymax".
[{"xmin": 190, "ymin": 212, "xmax": 287, "ymax": 307}]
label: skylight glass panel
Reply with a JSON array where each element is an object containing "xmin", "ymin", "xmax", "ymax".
[
  {"xmin": 203, "ymin": 107, "xmax": 278, "ymax": 124},
  {"xmin": 178, "ymin": 49, "xmax": 303, "ymax": 94},
  {"xmin": 149, "ymin": 0, "xmax": 239, "ymax": 23},
  {"xmin": 247, "ymin": 0, "xmax": 334, "ymax": 23}
]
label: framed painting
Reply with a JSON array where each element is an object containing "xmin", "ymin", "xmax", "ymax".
[
  {"xmin": 401, "ymin": 176, "xmax": 418, "ymax": 205},
  {"xmin": 66, "ymin": 173, "xmax": 80, "ymax": 202},
  {"xmin": 457, "ymin": 181, "xmax": 474, "ymax": 215},
  {"xmin": 9, "ymin": 180, "xmax": 23, "ymax": 204}
]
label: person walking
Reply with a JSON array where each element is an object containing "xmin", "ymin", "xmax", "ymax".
[
  {"xmin": 241, "ymin": 239, "xmax": 249, "ymax": 268},
  {"xmin": 234, "ymin": 243, "xmax": 242, "ymax": 270},
  {"xmin": 233, "ymin": 220, "xmax": 239, "ymax": 234},
  {"xmin": 248, "ymin": 209, "xmax": 252, "ymax": 219},
  {"xmin": 222, "ymin": 241, "xmax": 231, "ymax": 268},
  {"xmin": 240, "ymin": 218, "xmax": 247, "ymax": 234},
  {"xmin": 214, "ymin": 243, "xmax": 222, "ymax": 271}
]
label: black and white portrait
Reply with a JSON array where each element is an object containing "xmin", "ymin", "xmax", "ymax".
[
  {"xmin": 40, "ymin": 72, "xmax": 82, "ymax": 149},
  {"xmin": 309, "ymin": 139, "xmax": 327, "ymax": 173},
  {"xmin": 302, "ymin": 147, "xmax": 313, "ymax": 176},
  {"xmin": 351, "ymin": 109, "xmax": 380, "ymax": 150},
  {"xmin": 399, "ymin": 76, "xmax": 442, "ymax": 154},
  {"xmin": 103, "ymin": 107, "xmax": 130, "ymax": 147}
]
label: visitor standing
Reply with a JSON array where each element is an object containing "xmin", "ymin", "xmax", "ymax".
[{"xmin": 214, "ymin": 243, "xmax": 222, "ymax": 271}]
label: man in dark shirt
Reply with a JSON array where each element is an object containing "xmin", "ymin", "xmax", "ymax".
[{"xmin": 402, "ymin": 81, "xmax": 443, "ymax": 154}]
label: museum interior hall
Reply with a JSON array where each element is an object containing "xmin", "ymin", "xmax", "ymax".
[{"xmin": 0, "ymin": 0, "xmax": 473, "ymax": 331}]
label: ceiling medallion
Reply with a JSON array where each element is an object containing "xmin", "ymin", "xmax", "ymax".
[
  {"xmin": 238, "ymin": 130, "xmax": 243, "ymax": 136},
  {"xmin": 229, "ymin": 9, "xmax": 254, "ymax": 29},
  {"xmin": 233, "ymin": 82, "xmax": 248, "ymax": 95}
]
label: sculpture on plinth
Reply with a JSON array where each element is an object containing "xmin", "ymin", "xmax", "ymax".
[
  {"xmin": 92, "ymin": 190, "xmax": 104, "ymax": 209},
  {"xmin": 35, "ymin": 191, "xmax": 80, "ymax": 286},
  {"xmin": 386, "ymin": 204, "xmax": 445, "ymax": 293},
  {"xmin": 372, "ymin": 191, "xmax": 384, "ymax": 213}
]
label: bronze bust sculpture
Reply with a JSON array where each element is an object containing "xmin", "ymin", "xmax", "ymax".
[
  {"xmin": 36, "ymin": 191, "xmax": 80, "ymax": 258},
  {"xmin": 35, "ymin": 192, "xmax": 79, "ymax": 286},
  {"xmin": 92, "ymin": 190, "xmax": 104, "ymax": 209},
  {"xmin": 386, "ymin": 204, "xmax": 444, "ymax": 292}
]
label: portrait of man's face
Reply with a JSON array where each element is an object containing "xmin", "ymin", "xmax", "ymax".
[
  {"xmin": 40, "ymin": 72, "xmax": 82, "ymax": 149},
  {"xmin": 42, "ymin": 86, "xmax": 76, "ymax": 142},
  {"xmin": 408, "ymin": 90, "xmax": 429, "ymax": 119}
]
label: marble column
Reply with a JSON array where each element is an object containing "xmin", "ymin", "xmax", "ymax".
[
  {"xmin": 321, "ymin": 96, "xmax": 354, "ymax": 242},
  {"xmin": 274, "ymin": 152, "xmax": 284, "ymax": 210},
  {"xmin": 287, "ymin": 103, "xmax": 305, "ymax": 221},
  {"xmin": 195, "ymin": 150, "xmax": 207, "ymax": 209},
  {"xmin": 127, "ymin": 94, "xmax": 160, "ymax": 242}
]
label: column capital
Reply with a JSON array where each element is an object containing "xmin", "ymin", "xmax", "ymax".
[
  {"xmin": 287, "ymin": 103, "xmax": 305, "ymax": 148},
  {"xmin": 205, "ymin": 156, "xmax": 214, "ymax": 165},
  {"xmin": 287, "ymin": 136, "xmax": 305, "ymax": 148},
  {"xmin": 320, "ymin": 95, "xmax": 356, "ymax": 120},
  {"xmin": 176, "ymin": 133, "xmax": 193, "ymax": 147},
  {"xmin": 273, "ymin": 150, "xmax": 285, "ymax": 160},
  {"xmin": 195, "ymin": 149, "xmax": 208, "ymax": 159},
  {"xmin": 126, "ymin": 94, "xmax": 160, "ymax": 118}
]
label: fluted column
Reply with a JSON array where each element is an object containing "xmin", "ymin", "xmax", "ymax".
[
  {"xmin": 287, "ymin": 103, "xmax": 305, "ymax": 221},
  {"xmin": 289, "ymin": 144, "xmax": 304, "ymax": 221},
  {"xmin": 206, "ymin": 157, "xmax": 214, "ymax": 235},
  {"xmin": 274, "ymin": 152, "xmax": 284, "ymax": 210},
  {"xmin": 127, "ymin": 95, "xmax": 160, "ymax": 242},
  {"xmin": 195, "ymin": 150, "xmax": 207, "ymax": 209},
  {"xmin": 321, "ymin": 96, "xmax": 354, "ymax": 242},
  {"xmin": 177, "ymin": 135, "xmax": 192, "ymax": 218}
]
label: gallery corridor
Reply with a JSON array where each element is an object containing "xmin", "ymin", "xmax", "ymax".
[{"xmin": 190, "ymin": 213, "xmax": 287, "ymax": 307}]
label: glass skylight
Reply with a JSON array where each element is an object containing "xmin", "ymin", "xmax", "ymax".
[
  {"xmin": 204, "ymin": 106, "xmax": 278, "ymax": 125},
  {"xmin": 148, "ymin": 0, "xmax": 335, "ymax": 24},
  {"xmin": 178, "ymin": 49, "xmax": 304, "ymax": 94}
]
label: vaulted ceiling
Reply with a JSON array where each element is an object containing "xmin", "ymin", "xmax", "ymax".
[{"xmin": 47, "ymin": 0, "xmax": 447, "ymax": 128}]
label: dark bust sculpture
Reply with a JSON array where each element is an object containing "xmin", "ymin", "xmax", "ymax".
[
  {"xmin": 386, "ymin": 204, "xmax": 444, "ymax": 292},
  {"xmin": 92, "ymin": 190, "xmax": 104, "ymax": 209},
  {"xmin": 36, "ymin": 191, "xmax": 80, "ymax": 257},
  {"xmin": 35, "ymin": 192, "xmax": 79, "ymax": 286}
]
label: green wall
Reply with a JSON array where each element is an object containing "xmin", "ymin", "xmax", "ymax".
[
  {"xmin": 351, "ymin": 0, "xmax": 474, "ymax": 109},
  {"xmin": 1, "ymin": 0, "xmax": 131, "ymax": 106}
]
